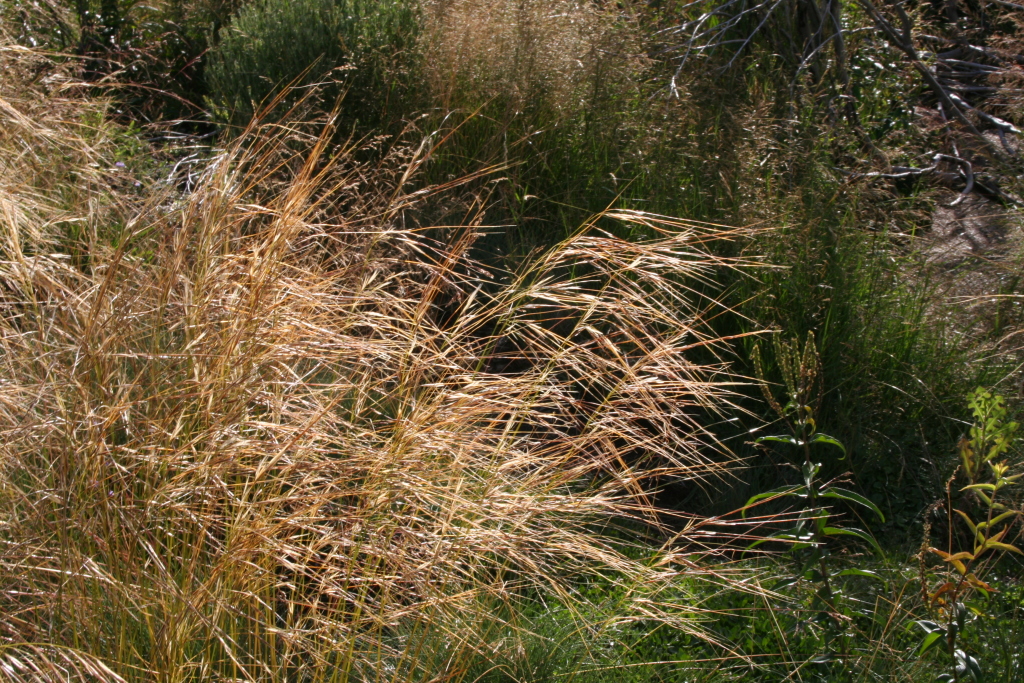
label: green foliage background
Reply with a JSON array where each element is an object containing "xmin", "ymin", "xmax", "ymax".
[{"xmin": 205, "ymin": 0, "xmax": 419, "ymax": 128}]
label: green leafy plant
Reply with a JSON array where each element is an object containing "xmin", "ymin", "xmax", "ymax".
[
  {"xmin": 916, "ymin": 388, "xmax": 1022, "ymax": 683},
  {"xmin": 743, "ymin": 332, "xmax": 885, "ymax": 670}
]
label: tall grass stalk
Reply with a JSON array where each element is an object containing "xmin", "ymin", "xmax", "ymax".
[{"xmin": 0, "ymin": 44, "xmax": 758, "ymax": 682}]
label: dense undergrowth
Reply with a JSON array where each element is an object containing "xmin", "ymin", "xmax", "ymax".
[{"xmin": 1, "ymin": 0, "xmax": 1023, "ymax": 681}]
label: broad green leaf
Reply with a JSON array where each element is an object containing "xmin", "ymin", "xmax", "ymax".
[
  {"xmin": 746, "ymin": 538, "xmax": 770, "ymax": 550},
  {"xmin": 821, "ymin": 488, "xmax": 884, "ymax": 522},
  {"xmin": 987, "ymin": 510, "xmax": 1020, "ymax": 528},
  {"xmin": 987, "ymin": 529, "xmax": 1007, "ymax": 545},
  {"xmin": 913, "ymin": 619, "xmax": 943, "ymax": 634},
  {"xmin": 918, "ymin": 630, "xmax": 944, "ymax": 656},
  {"xmin": 835, "ymin": 568, "xmax": 885, "ymax": 582},
  {"xmin": 808, "ymin": 432, "xmax": 847, "ymax": 457},
  {"xmin": 967, "ymin": 657, "xmax": 982, "ymax": 682},
  {"xmin": 755, "ymin": 435, "xmax": 799, "ymax": 448},
  {"xmin": 741, "ymin": 486, "xmax": 805, "ymax": 518},
  {"xmin": 954, "ymin": 650, "xmax": 981, "ymax": 682},
  {"xmin": 965, "ymin": 574, "xmax": 992, "ymax": 595},
  {"xmin": 822, "ymin": 526, "xmax": 882, "ymax": 555},
  {"xmin": 805, "ymin": 568, "xmax": 825, "ymax": 582},
  {"xmin": 954, "ymin": 602, "xmax": 968, "ymax": 631},
  {"xmin": 955, "ymin": 510, "xmax": 977, "ymax": 537},
  {"xmin": 985, "ymin": 541, "xmax": 1023, "ymax": 555},
  {"xmin": 747, "ymin": 531, "xmax": 815, "ymax": 550},
  {"xmin": 802, "ymin": 461, "xmax": 821, "ymax": 489},
  {"xmin": 964, "ymin": 600, "xmax": 987, "ymax": 616},
  {"xmin": 770, "ymin": 575, "xmax": 802, "ymax": 589}
]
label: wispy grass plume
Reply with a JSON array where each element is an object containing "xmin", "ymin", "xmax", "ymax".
[{"xmin": 0, "ymin": 44, "xmax": 755, "ymax": 682}]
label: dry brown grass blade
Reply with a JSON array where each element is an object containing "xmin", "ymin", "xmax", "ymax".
[
  {"xmin": 0, "ymin": 41, "xmax": 766, "ymax": 683},
  {"xmin": 0, "ymin": 644, "xmax": 125, "ymax": 683}
]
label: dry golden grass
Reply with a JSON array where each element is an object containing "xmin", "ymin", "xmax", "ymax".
[
  {"xmin": 0, "ymin": 43, "xmax": 755, "ymax": 682},
  {"xmin": 419, "ymin": 0, "xmax": 646, "ymax": 116},
  {"xmin": 0, "ymin": 40, "xmax": 125, "ymax": 249}
]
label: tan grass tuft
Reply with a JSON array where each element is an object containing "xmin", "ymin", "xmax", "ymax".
[{"xmin": 0, "ymin": 43, "xmax": 754, "ymax": 682}]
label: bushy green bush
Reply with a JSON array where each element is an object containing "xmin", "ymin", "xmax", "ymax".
[{"xmin": 205, "ymin": 0, "xmax": 418, "ymax": 129}]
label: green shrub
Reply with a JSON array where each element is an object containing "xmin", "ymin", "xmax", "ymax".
[{"xmin": 205, "ymin": 0, "xmax": 418, "ymax": 129}]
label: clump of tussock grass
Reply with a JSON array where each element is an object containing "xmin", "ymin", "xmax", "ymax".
[{"xmin": 0, "ymin": 46, "xmax": 760, "ymax": 682}]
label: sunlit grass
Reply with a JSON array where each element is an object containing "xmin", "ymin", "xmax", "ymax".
[{"xmin": 0, "ymin": 44, "xmax": 758, "ymax": 682}]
